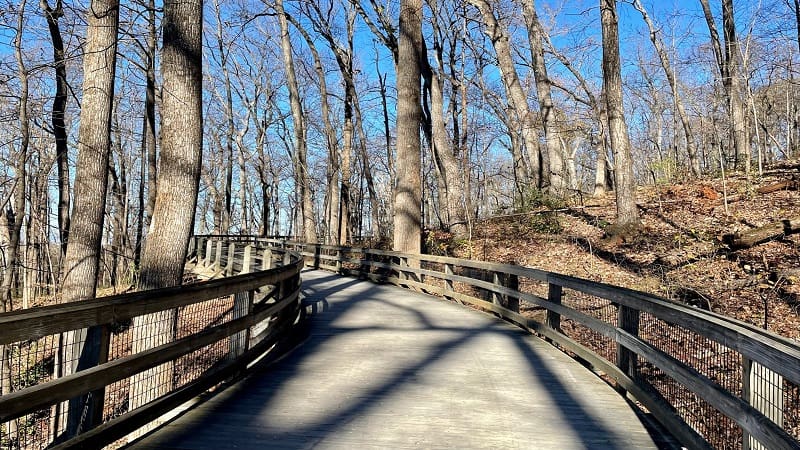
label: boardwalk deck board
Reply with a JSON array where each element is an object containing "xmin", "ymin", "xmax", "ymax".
[{"xmin": 126, "ymin": 269, "xmax": 658, "ymax": 449}]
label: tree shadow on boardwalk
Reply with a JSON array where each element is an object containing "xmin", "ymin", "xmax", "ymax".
[{"xmin": 126, "ymin": 270, "xmax": 653, "ymax": 449}]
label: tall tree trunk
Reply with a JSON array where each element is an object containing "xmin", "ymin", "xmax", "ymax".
[
  {"xmin": 56, "ymin": 0, "xmax": 119, "ymax": 439},
  {"xmin": 521, "ymin": 0, "xmax": 566, "ymax": 197},
  {"xmin": 136, "ymin": 0, "xmax": 157, "ymax": 273},
  {"xmin": 722, "ymin": 0, "xmax": 749, "ymax": 173},
  {"xmin": 632, "ymin": 0, "xmax": 701, "ymax": 177},
  {"xmin": 700, "ymin": 0, "xmax": 749, "ymax": 172},
  {"xmin": 601, "ymin": 0, "xmax": 639, "ymax": 227},
  {"xmin": 128, "ymin": 0, "xmax": 203, "ymax": 426},
  {"xmin": 353, "ymin": 98, "xmax": 383, "ymax": 240},
  {"xmin": 293, "ymin": 22, "xmax": 340, "ymax": 244},
  {"xmin": 794, "ymin": 0, "xmax": 800, "ymax": 53},
  {"xmin": 429, "ymin": 69, "xmax": 467, "ymax": 237},
  {"xmin": 394, "ymin": 0, "xmax": 423, "ymax": 254},
  {"xmin": 145, "ymin": 4, "xmax": 158, "ymax": 228},
  {"xmin": 212, "ymin": 0, "xmax": 234, "ymax": 233},
  {"xmin": 468, "ymin": 0, "xmax": 541, "ymax": 189},
  {"xmin": 276, "ymin": 0, "xmax": 317, "ymax": 243},
  {"xmin": 1, "ymin": 3, "xmax": 30, "ymax": 439},
  {"xmin": 425, "ymin": 4, "xmax": 468, "ymax": 238},
  {"xmin": 41, "ymin": 0, "xmax": 71, "ymax": 261}
]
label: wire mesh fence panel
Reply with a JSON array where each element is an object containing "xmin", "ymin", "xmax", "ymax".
[
  {"xmin": 173, "ymin": 339, "xmax": 230, "ymax": 390},
  {"xmin": 637, "ymin": 312, "xmax": 742, "ymax": 449},
  {"xmin": 785, "ymin": 380, "xmax": 800, "ymax": 443},
  {"xmin": 175, "ymin": 296, "xmax": 235, "ymax": 340},
  {"xmin": 3, "ymin": 336, "xmax": 54, "ymax": 449},
  {"xmin": 0, "ymin": 407, "xmax": 53, "ymax": 450},
  {"xmin": 173, "ymin": 296, "xmax": 235, "ymax": 388},
  {"xmin": 558, "ymin": 291, "xmax": 617, "ymax": 364},
  {"xmin": 103, "ymin": 322, "xmax": 135, "ymax": 422}
]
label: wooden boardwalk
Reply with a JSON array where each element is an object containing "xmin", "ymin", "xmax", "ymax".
[{"xmin": 127, "ymin": 269, "xmax": 658, "ymax": 449}]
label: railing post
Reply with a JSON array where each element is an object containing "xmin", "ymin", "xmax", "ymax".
[
  {"xmin": 204, "ymin": 239, "xmax": 214, "ymax": 267},
  {"xmin": 188, "ymin": 236, "xmax": 196, "ymax": 259},
  {"xmin": 262, "ymin": 248, "xmax": 273, "ymax": 270},
  {"xmin": 335, "ymin": 248, "xmax": 343, "ymax": 274},
  {"xmin": 397, "ymin": 256, "xmax": 408, "ymax": 286},
  {"xmin": 546, "ymin": 282, "xmax": 563, "ymax": 332},
  {"xmin": 506, "ymin": 274, "xmax": 520, "ymax": 313},
  {"xmin": 193, "ymin": 236, "xmax": 203, "ymax": 262},
  {"xmin": 229, "ymin": 290, "xmax": 254, "ymax": 360},
  {"xmin": 359, "ymin": 250, "xmax": 371, "ymax": 279},
  {"xmin": 313, "ymin": 244, "xmax": 321, "ymax": 269},
  {"xmin": 225, "ymin": 242, "xmax": 236, "ymax": 276},
  {"xmin": 616, "ymin": 304, "xmax": 641, "ymax": 388},
  {"xmin": 240, "ymin": 244, "xmax": 253, "ymax": 274},
  {"xmin": 283, "ymin": 250, "xmax": 291, "ymax": 266},
  {"xmin": 742, "ymin": 357, "xmax": 784, "ymax": 450},
  {"xmin": 492, "ymin": 272, "xmax": 503, "ymax": 308},
  {"xmin": 443, "ymin": 263, "xmax": 457, "ymax": 302},
  {"xmin": 214, "ymin": 240, "xmax": 223, "ymax": 272}
]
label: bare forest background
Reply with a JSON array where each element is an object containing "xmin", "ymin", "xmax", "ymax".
[{"xmin": 0, "ymin": 0, "xmax": 799, "ymax": 313}]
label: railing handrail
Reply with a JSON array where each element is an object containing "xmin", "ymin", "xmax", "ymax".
[
  {"xmin": 0, "ymin": 262, "xmax": 300, "ymax": 346},
  {"xmin": 234, "ymin": 236, "xmax": 799, "ymax": 450},
  {"xmin": 0, "ymin": 237, "xmax": 304, "ymax": 449}
]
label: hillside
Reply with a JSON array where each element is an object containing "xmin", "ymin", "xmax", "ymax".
[{"xmin": 438, "ymin": 162, "xmax": 800, "ymax": 340}]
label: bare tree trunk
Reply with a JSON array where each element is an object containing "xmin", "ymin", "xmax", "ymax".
[
  {"xmin": 128, "ymin": 0, "xmax": 202, "ymax": 431},
  {"xmin": 133, "ymin": 0, "xmax": 157, "ymax": 277},
  {"xmin": 468, "ymin": 0, "xmax": 540, "ymax": 188},
  {"xmin": 394, "ymin": 0, "xmax": 423, "ymax": 254},
  {"xmin": 292, "ymin": 16, "xmax": 339, "ymax": 243},
  {"xmin": 56, "ymin": 0, "xmax": 119, "ymax": 440},
  {"xmin": 429, "ymin": 69, "xmax": 468, "ymax": 237},
  {"xmin": 212, "ymin": 0, "xmax": 234, "ymax": 233},
  {"xmin": 276, "ymin": 0, "xmax": 317, "ymax": 243},
  {"xmin": 425, "ymin": 4, "xmax": 468, "ymax": 238},
  {"xmin": 354, "ymin": 98, "xmax": 383, "ymax": 240},
  {"xmin": 794, "ymin": 0, "xmax": 800, "ymax": 53},
  {"xmin": 141, "ymin": 0, "xmax": 158, "ymax": 233},
  {"xmin": 700, "ymin": 0, "xmax": 749, "ymax": 172},
  {"xmin": 1, "ymin": 4, "xmax": 30, "ymax": 438},
  {"xmin": 41, "ymin": 0, "xmax": 71, "ymax": 261},
  {"xmin": 632, "ymin": 0, "xmax": 701, "ymax": 177},
  {"xmin": 601, "ymin": 0, "xmax": 639, "ymax": 227},
  {"xmin": 521, "ymin": 0, "xmax": 566, "ymax": 197}
]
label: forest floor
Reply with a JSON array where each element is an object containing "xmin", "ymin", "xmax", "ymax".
[{"xmin": 428, "ymin": 160, "xmax": 800, "ymax": 341}]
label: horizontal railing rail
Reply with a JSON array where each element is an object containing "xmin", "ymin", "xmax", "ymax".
[
  {"xmin": 228, "ymin": 236, "xmax": 800, "ymax": 450},
  {"xmin": 0, "ymin": 237, "xmax": 303, "ymax": 449}
]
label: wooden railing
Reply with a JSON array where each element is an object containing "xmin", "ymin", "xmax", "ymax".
[
  {"xmin": 3, "ymin": 234, "xmax": 799, "ymax": 449},
  {"xmin": 220, "ymin": 236, "xmax": 800, "ymax": 450},
  {"xmin": 0, "ymin": 238, "xmax": 303, "ymax": 449}
]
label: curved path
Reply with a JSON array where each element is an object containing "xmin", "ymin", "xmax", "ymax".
[{"xmin": 127, "ymin": 269, "xmax": 658, "ymax": 449}]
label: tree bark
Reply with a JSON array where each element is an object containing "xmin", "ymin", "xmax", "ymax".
[
  {"xmin": 521, "ymin": 0, "xmax": 566, "ymax": 197},
  {"xmin": 287, "ymin": 13, "xmax": 341, "ymax": 244},
  {"xmin": 1, "ymin": 3, "xmax": 30, "ymax": 439},
  {"xmin": 393, "ymin": 0, "xmax": 423, "ymax": 254},
  {"xmin": 601, "ymin": 0, "xmax": 639, "ymax": 227},
  {"xmin": 41, "ymin": 0, "xmax": 71, "ymax": 260},
  {"xmin": 128, "ymin": 0, "xmax": 203, "ymax": 427},
  {"xmin": 276, "ymin": 0, "xmax": 317, "ymax": 242},
  {"xmin": 354, "ymin": 97, "xmax": 383, "ymax": 240},
  {"xmin": 700, "ymin": 0, "xmax": 749, "ymax": 172},
  {"xmin": 56, "ymin": 0, "xmax": 119, "ymax": 439},
  {"xmin": 425, "ymin": 4, "xmax": 468, "ymax": 238},
  {"xmin": 794, "ymin": 0, "xmax": 800, "ymax": 53},
  {"xmin": 468, "ymin": 0, "xmax": 541, "ymax": 189}
]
